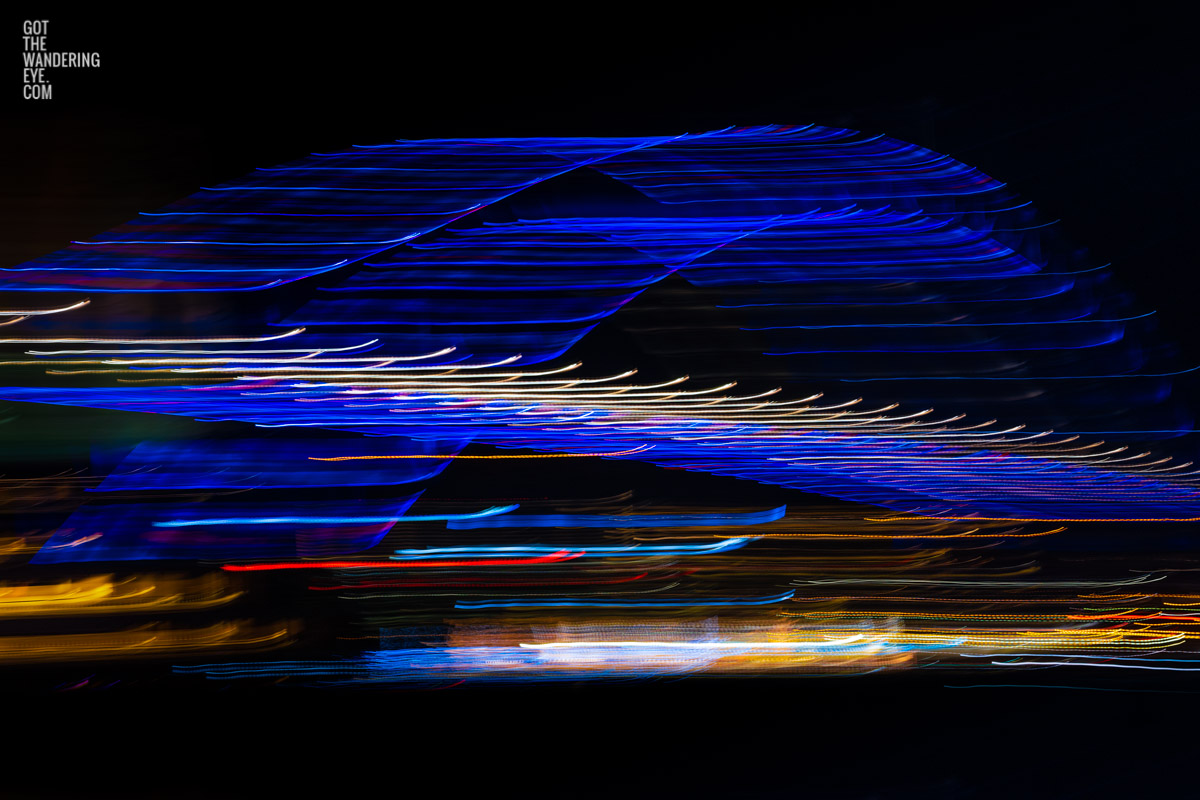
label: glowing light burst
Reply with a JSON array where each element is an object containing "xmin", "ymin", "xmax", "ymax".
[{"xmin": 3, "ymin": 125, "xmax": 1200, "ymax": 686}]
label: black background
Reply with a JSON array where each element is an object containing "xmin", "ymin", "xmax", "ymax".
[{"xmin": 3, "ymin": 3, "xmax": 1199, "ymax": 797}]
